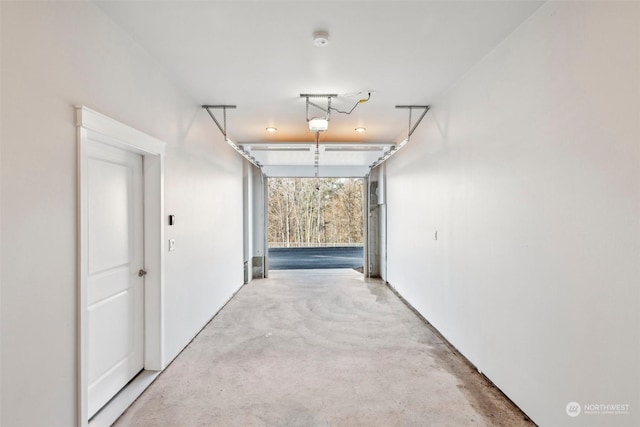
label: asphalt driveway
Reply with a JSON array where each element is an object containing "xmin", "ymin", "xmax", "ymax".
[{"xmin": 268, "ymin": 247, "xmax": 364, "ymax": 270}]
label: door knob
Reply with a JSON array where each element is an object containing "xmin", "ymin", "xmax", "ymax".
[{"xmin": 138, "ymin": 269, "xmax": 147, "ymax": 277}]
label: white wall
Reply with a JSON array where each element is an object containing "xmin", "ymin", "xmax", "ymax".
[
  {"xmin": 1, "ymin": 2, "xmax": 243, "ymax": 426},
  {"xmin": 386, "ymin": 2, "xmax": 639, "ymax": 427}
]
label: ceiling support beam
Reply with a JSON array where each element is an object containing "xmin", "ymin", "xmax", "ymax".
[{"xmin": 202, "ymin": 105, "xmax": 237, "ymax": 140}]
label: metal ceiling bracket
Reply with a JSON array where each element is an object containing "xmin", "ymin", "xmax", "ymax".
[
  {"xmin": 395, "ymin": 105, "xmax": 430, "ymax": 140},
  {"xmin": 366, "ymin": 105, "xmax": 431, "ymax": 176},
  {"xmin": 202, "ymin": 105, "xmax": 237, "ymax": 140},
  {"xmin": 202, "ymin": 104, "xmax": 263, "ymax": 170},
  {"xmin": 300, "ymin": 94, "xmax": 337, "ymax": 122}
]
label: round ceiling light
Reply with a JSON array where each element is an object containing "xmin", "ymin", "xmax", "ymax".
[
  {"xmin": 355, "ymin": 127, "xmax": 366, "ymax": 133},
  {"xmin": 312, "ymin": 31, "xmax": 329, "ymax": 47},
  {"xmin": 266, "ymin": 127, "xmax": 277, "ymax": 132}
]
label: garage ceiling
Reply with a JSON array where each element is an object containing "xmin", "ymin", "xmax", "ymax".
[{"xmin": 95, "ymin": 0, "xmax": 543, "ymax": 177}]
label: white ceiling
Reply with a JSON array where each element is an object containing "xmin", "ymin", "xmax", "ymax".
[{"xmin": 95, "ymin": 0, "xmax": 543, "ymax": 177}]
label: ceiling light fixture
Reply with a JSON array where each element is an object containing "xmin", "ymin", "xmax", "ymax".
[
  {"xmin": 265, "ymin": 127, "xmax": 277, "ymax": 132},
  {"xmin": 355, "ymin": 127, "xmax": 366, "ymax": 133},
  {"xmin": 325, "ymin": 146, "xmax": 382, "ymax": 152},
  {"xmin": 251, "ymin": 147, "xmax": 310, "ymax": 152},
  {"xmin": 312, "ymin": 31, "xmax": 329, "ymax": 47}
]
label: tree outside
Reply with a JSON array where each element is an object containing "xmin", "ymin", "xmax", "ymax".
[{"xmin": 268, "ymin": 178, "xmax": 363, "ymax": 248}]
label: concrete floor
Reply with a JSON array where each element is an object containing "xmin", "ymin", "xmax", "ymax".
[{"xmin": 115, "ymin": 269, "xmax": 533, "ymax": 426}]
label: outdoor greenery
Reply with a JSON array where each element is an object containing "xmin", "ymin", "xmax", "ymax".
[{"xmin": 268, "ymin": 178, "xmax": 364, "ymax": 247}]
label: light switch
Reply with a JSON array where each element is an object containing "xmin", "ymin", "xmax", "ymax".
[{"xmin": 168, "ymin": 239, "xmax": 176, "ymax": 251}]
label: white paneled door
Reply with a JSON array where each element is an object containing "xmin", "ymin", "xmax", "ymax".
[{"xmin": 86, "ymin": 141, "xmax": 144, "ymax": 418}]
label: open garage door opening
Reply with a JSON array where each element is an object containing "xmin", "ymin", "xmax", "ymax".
[{"xmin": 268, "ymin": 177, "xmax": 364, "ymax": 271}]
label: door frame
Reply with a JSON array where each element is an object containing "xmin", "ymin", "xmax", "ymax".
[
  {"xmin": 365, "ymin": 163, "xmax": 387, "ymax": 280},
  {"xmin": 76, "ymin": 106, "xmax": 165, "ymax": 426}
]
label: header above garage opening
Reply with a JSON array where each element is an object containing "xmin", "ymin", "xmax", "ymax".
[{"xmin": 240, "ymin": 141, "xmax": 395, "ymax": 178}]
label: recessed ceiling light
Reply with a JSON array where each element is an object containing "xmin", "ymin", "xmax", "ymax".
[
  {"xmin": 266, "ymin": 127, "xmax": 277, "ymax": 132},
  {"xmin": 355, "ymin": 127, "xmax": 366, "ymax": 133}
]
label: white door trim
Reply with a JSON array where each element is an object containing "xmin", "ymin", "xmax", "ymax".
[{"xmin": 77, "ymin": 106, "xmax": 165, "ymax": 426}]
